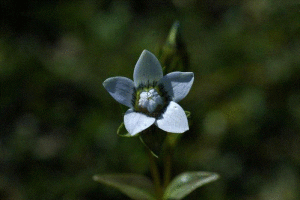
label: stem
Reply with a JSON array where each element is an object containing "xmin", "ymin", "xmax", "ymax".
[
  {"xmin": 163, "ymin": 148, "xmax": 172, "ymax": 188},
  {"xmin": 163, "ymin": 135, "xmax": 174, "ymax": 189},
  {"xmin": 148, "ymin": 149, "xmax": 163, "ymax": 200}
]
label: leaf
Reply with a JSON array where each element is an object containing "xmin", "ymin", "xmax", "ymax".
[
  {"xmin": 184, "ymin": 111, "xmax": 191, "ymax": 118},
  {"xmin": 117, "ymin": 122, "xmax": 132, "ymax": 137},
  {"xmin": 139, "ymin": 125, "xmax": 167, "ymax": 157},
  {"xmin": 165, "ymin": 133, "xmax": 181, "ymax": 149},
  {"xmin": 184, "ymin": 110, "xmax": 192, "ymax": 127},
  {"xmin": 93, "ymin": 174, "xmax": 156, "ymax": 200},
  {"xmin": 158, "ymin": 21, "xmax": 189, "ymax": 74},
  {"xmin": 163, "ymin": 171, "xmax": 219, "ymax": 200}
]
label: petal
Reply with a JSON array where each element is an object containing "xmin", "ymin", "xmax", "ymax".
[
  {"xmin": 133, "ymin": 50, "xmax": 163, "ymax": 87},
  {"xmin": 103, "ymin": 77, "xmax": 135, "ymax": 108},
  {"xmin": 155, "ymin": 101, "xmax": 189, "ymax": 133},
  {"xmin": 158, "ymin": 72, "xmax": 194, "ymax": 102},
  {"xmin": 124, "ymin": 109, "xmax": 156, "ymax": 136}
]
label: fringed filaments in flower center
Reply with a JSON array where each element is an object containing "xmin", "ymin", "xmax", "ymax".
[{"xmin": 138, "ymin": 89, "xmax": 163, "ymax": 113}]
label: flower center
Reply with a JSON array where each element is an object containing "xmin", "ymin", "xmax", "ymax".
[{"xmin": 138, "ymin": 89, "xmax": 163, "ymax": 113}]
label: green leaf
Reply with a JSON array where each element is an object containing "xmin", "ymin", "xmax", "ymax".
[
  {"xmin": 139, "ymin": 125, "xmax": 167, "ymax": 157},
  {"xmin": 117, "ymin": 122, "xmax": 132, "ymax": 137},
  {"xmin": 163, "ymin": 171, "xmax": 219, "ymax": 200},
  {"xmin": 158, "ymin": 21, "xmax": 189, "ymax": 74},
  {"xmin": 184, "ymin": 111, "xmax": 191, "ymax": 118},
  {"xmin": 165, "ymin": 133, "xmax": 181, "ymax": 149},
  {"xmin": 93, "ymin": 174, "xmax": 156, "ymax": 200}
]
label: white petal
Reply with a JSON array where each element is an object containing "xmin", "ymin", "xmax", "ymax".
[
  {"xmin": 103, "ymin": 77, "xmax": 135, "ymax": 108},
  {"xmin": 155, "ymin": 101, "xmax": 189, "ymax": 133},
  {"xmin": 158, "ymin": 72, "xmax": 194, "ymax": 102},
  {"xmin": 133, "ymin": 50, "xmax": 163, "ymax": 87},
  {"xmin": 124, "ymin": 109, "xmax": 156, "ymax": 136}
]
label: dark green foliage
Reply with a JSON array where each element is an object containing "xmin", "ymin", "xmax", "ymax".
[{"xmin": 1, "ymin": 1, "xmax": 300, "ymax": 199}]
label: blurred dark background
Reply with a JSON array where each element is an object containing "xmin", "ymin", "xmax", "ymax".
[{"xmin": 1, "ymin": 0, "xmax": 300, "ymax": 199}]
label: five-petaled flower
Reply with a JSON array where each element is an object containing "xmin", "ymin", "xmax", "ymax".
[{"xmin": 103, "ymin": 50, "xmax": 194, "ymax": 136}]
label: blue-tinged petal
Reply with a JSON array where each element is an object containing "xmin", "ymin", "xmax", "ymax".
[
  {"xmin": 103, "ymin": 77, "xmax": 135, "ymax": 108},
  {"xmin": 158, "ymin": 72, "xmax": 194, "ymax": 102},
  {"xmin": 124, "ymin": 109, "xmax": 156, "ymax": 136},
  {"xmin": 155, "ymin": 101, "xmax": 188, "ymax": 133},
  {"xmin": 133, "ymin": 50, "xmax": 163, "ymax": 87}
]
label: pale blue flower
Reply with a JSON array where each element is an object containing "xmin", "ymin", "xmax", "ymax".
[{"xmin": 103, "ymin": 50, "xmax": 194, "ymax": 136}]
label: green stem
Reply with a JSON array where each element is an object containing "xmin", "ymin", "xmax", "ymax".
[
  {"xmin": 163, "ymin": 151, "xmax": 171, "ymax": 189},
  {"xmin": 148, "ymin": 149, "xmax": 163, "ymax": 200},
  {"xmin": 163, "ymin": 135, "xmax": 174, "ymax": 189}
]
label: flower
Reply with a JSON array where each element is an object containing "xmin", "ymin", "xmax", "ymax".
[{"xmin": 103, "ymin": 50, "xmax": 194, "ymax": 136}]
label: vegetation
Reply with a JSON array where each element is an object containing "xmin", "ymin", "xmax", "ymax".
[{"xmin": 1, "ymin": 1, "xmax": 300, "ymax": 199}]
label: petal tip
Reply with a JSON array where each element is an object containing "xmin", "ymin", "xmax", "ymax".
[
  {"xmin": 102, "ymin": 78, "xmax": 112, "ymax": 90},
  {"xmin": 138, "ymin": 50, "xmax": 157, "ymax": 63},
  {"xmin": 102, "ymin": 79, "xmax": 109, "ymax": 88},
  {"xmin": 141, "ymin": 49, "xmax": 152, "ymax": 56}
]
